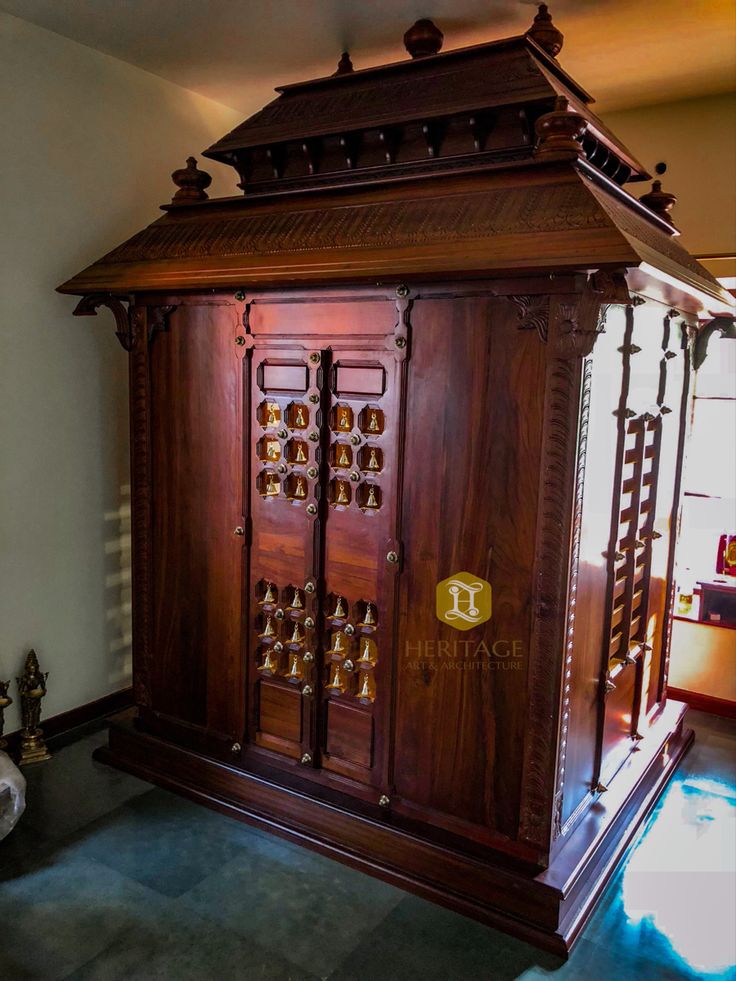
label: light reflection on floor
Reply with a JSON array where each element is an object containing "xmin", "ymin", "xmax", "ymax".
[{"xmin": 621, "ymin": 772, "xmax": 736, "ymax": 976}]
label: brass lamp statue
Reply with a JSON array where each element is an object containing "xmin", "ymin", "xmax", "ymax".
[
  {"xmin": 0, "ymin": 681, "xmax": 12, "ymax": 751},
  {"xmin": 17, "ymin": 650, "xmax": 51, "ymax": 764}
]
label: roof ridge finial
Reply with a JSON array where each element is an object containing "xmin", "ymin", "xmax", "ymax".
[
  {"xmin": 170, "ymin": 156, "xmax": 212, "ymax": 204},
  {"xmin": 639, "ymin": 178, "xmax": 678, "ymax": 227},
  {"xmin": 527, "ymin": 3, "xmax": 564, "ymax": 58},
  {"xmin": 403, "ymin": 19, "xmax": 444, "ymax": 59},
  {"xmin": 333, "ymin": 51, "xmax": 354, "ymax": 76}
]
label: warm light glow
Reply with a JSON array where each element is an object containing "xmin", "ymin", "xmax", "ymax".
[{"xmin": 622, "ymin": 777, "xmax": 736, "ymax": 975}]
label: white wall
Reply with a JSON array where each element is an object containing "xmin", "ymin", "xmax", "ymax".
[
  {"xmin": 603, "ymin": 92, "xmax": 736, "ymax": 258},
  {"xmin": 0, "ymin": 13, "xmax": 242, "ymax": 733}
]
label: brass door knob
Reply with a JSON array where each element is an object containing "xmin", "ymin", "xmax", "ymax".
[
  {"xmin": 304, "ymin": 617, "xmax": 315, "ymax": 629},
  {"xmin": 386, "ymin": 551, "xmax": 399, "ymax": 564},
  {"xmin": 302, "ymin": 685, "xmax": 313, "ymax": 697},
  {"xmin": 350, "ymin": 434, "xmax": 361, "ymax": 445},
  {"xmin": 604, "ymin": 679, "xmax": 616, "ymax": 694},
  {"xmin": 344, "ymin": 660, "xmax": 355, "ymax": 672},
  {"xmin": 234, "ymin": 527, "xmax": 245, "ymax": 536},
  {"xmin": 300, "ymin": 752, "xmax": 313, "ymax": 764},
  {"xmin": 305, "ymin": 582, "xmax": 315, "ymax": 594},
  {"xmin": 378, "ymin": 794, "xmax": 390, "ymax": 807},
  {"xmin": 231, "ymin": 742, "xmax": 242, "ymax": 754},
  {"xmin": 303, "ymin": 651, "xmax": 314, "ymax": 663},
  {"xmin": 344, "ymin": 623, "xmax": 354, "ymax": 635}
]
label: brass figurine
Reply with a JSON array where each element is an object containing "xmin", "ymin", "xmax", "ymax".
[
  {"xmin": 338, "ymin": 408, "xmax": 351, "ymax": 430},
  {"xmin": 367, "ymin": 410, "xmax": 380, "ymax": 432},
  {"xmin": 293, "ymin": 477, "xmax": 306, "ymax": 499},
  {"xmin": 263, "ymin": 582, "xmax": 276, "ymax": 605},
  {"xmin": 265, "ymin": 472, "xmax": 280, "ymax": 496},
  {"xmin": 366, "ymin": 448, "xmax": 380, "ymax": 470},
  {"xmin": 17, "ymin": 650, "xmax": 51, "ymax": 764},
  {"xmin": 357, "ymin": 638, "xmax": 375, "ymax": 665},
  {"xmin": 258, "ymin": 648, "xmax": 279, "ymax": 675},
  {"xmin": 266, "ymin": 403, "xmax": 279, "ymax": 426},
  {"xmin": 337, "ymin": 445, "xmax": 350, "ymax": 467},
  {"xmin": 332, "ymin": 596, "xmax": 347, "ymax": 619},
  {"xmin": 260, "ymin": 615, "xmax": 276, "ymax": 639},
  {"xmin": 326, "ymin": 664, "xmax": 346, "ymax": 692},
  {"xmin": 0, "ymin": 680, "xmax": 12, "ymax": 751},
  {"xmin": 295, "ymin": 442, "xmax": 307, "ymax": 463},
  {"xmin": 295, "ymin": 405, "xmax": 306, "ymax": 427},
  {"xmin": 358, "ymin": 671, "xmax": 375, "ymax": 702},
  {"xmin": 290, "ymin": 588, "xmax": 303, "ymax": 610}
]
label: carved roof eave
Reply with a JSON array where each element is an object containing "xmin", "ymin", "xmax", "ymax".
[
  {"xmin": 57, "ymin": 162, "xmax": 730, "ymax": 315},
  {"xmin": 203, "ymin": 36, "xmax": 646, "ymax": 182}
]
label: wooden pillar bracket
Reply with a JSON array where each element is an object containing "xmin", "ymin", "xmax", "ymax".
[{"xmin": 73, "ymin": 293, "xmax": 176, "ymax": 350}]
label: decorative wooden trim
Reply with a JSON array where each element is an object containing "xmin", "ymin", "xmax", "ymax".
[
  {"xmin": 519, "ymin": 308, "xmax": 584, "ymax": 851},
  {"xmin": 552, "ymin": 355, "xmax": 593, "ymax": 840},
  {"xmin": 667, "ymin": 687, "xmax": 736, "ymax": 720},
  {"xmin": 73, "ymin": 293, "xmax": 135, "ymax": 350},
  {"xmin": 509, "ymin": 294, "xmax": 550, "ymax": 342},
  {"xmin": 129, "ymin": 307, "xmax": 154, "ymax": 708},
  {"xmin": 3, "ymin": 687, "xmax": 133, "ymax": 759}
]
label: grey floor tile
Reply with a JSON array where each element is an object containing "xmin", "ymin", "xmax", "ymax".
[
  {"xmin": 63, "ymin": 903, "xmax": 317, "ymax": 981},
  {"xmin": 0, "ymin": 852, "xmax": 168, "ymax": 981},
  {"xmin": 59, "ymin": 786, "xmax": 267, "ymax": 897},
  {"xmin": 176, "ymin": 840, "xmax": 404, "ymax": 977},
  {"xmin": 329, "ymin": 892, "xmax": 560, "ymax": 981}
]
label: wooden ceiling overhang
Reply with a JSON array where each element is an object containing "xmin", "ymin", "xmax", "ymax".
[{"xmin": 59, "ymin": 21, "xmax": 734, "ymax": 316}]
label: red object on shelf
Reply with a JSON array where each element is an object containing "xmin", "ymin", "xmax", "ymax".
[
  {"xmin": 716, "ymin": 533, "xmax": 727, "ymax": 574},
  {"xmin": 717, "ymin": 533, "xmax": 736, "ymax": 577}
]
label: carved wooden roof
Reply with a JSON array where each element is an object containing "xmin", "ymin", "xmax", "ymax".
[
  {"xmin": 203, "ymin": 36, "xmax": 648, "ymax": 195},
  {"xmin": 58, "ymin": 16, "xmax": 734, "ymax": 316},
  {"xmin": 58, "ymin": 162, "xmax": 732, "ymax": 313}
]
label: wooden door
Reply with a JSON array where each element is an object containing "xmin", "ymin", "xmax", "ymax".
[
  {"xmin": 243, "ymin": 291, "xmax": 404, "ymax": 797},
  {"xmin": 143, "ymin": 300, "xmax": 245, "ymax": 762}
]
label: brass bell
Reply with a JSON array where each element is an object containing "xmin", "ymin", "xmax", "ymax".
[{"xmin": 332, "ymin": 596, "xmax": 347, "ymax": 619}]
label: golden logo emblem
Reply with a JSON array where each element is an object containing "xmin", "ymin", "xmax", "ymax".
[{"xmin": 436, "ymin": 572, "xmax": 492, "ymax": 631}]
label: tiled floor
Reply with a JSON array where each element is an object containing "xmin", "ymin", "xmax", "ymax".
[{"xmin": 1, "ymin": 710, "xmax": 734, "ymax": 981}]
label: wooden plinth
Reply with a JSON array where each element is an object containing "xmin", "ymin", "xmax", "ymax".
[{"xmin": 94, "ymin": 701, "xmax": 691, "ymax": 957}]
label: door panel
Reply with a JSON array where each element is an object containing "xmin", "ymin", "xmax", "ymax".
[
  {"xmin": 148, "ymin": 301, "xmax": 244, "ymax": 758},
  {"xmin": 320, "ymin": 347, "xmax": 403, "ymax": 787},
  {"xmin": 393, "ymin": 296, "xmax": 545, "ymax": 841},
  {"xmin": 248, "ymin": 344, "xmax": 321, "ymax": 763}
]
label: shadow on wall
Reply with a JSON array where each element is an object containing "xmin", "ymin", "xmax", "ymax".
[{"xmin": 103, "ymin": 483, "xmax": 132, "ymax": 689}]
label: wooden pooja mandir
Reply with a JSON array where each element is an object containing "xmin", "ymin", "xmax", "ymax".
[{"xmin": 59, "ymin": 8, "xmax": 734, "ymax": 955}]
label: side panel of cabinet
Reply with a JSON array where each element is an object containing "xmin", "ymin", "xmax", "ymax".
[
  {"xmin": 559, "ymin": 306, "xmax": 627, "ymax": 829},
  {"xmin": 145, "ymin": 302, "xmax": 245, "ymax": 759},
  {"xmin": 393, "ymin": 296, "xmax": 545, "ymax": 842}
]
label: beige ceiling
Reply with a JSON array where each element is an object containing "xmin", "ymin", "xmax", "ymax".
[{"xmin": 2, "ymin": 0, "xmax": 735, "ymax": 114}]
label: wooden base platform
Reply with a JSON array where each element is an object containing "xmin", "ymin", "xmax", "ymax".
[{"xmin": 95, "ymin": 701, "xmax": 692, "ymax": 958}]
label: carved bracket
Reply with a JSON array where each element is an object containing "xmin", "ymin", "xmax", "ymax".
[
  {"xmin": 692, "ymin": 316, "xmax": 736, "ymax": 370},
  {"xmin": 73, "ymin": 294, "xmax": 176, "ymax": 350},
  {"xmin": 73, "ymin": 293, "xmax": 135, "ymax": 351},
  {"xmin": 553, "ymin": 270, "xmax": 632, "ymax": 359}
]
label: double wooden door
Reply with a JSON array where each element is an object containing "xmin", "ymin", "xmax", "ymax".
[
  {"xmin": 142, "ymin": 292, "xmax": 405, "ymax": 798},
  {"xmin": 245, "ymin": 298, "xmax": 405, "ymax": 795}
]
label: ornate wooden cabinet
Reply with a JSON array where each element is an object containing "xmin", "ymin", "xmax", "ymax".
[{"xmin": 60, "ymin": 9, "xmax": 734, "ymax": 955}]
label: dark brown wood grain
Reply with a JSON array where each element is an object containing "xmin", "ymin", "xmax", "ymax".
[{"xmin": 59, "ymin": 16, "xmax": 729, "ymax": 952}]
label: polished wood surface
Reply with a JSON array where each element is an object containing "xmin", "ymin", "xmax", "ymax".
[{"xmin": 58, "ymin": 9, "xmax": 734, "ymax": 955}]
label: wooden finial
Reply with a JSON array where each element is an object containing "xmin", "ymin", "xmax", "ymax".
[
  {"xmin": 639, "ymin": 180, "xmax": 677, "ymax": 226},
  {"xmin": 333, "ymin": 51, "xmax": 354, "ymax": 75},
  {"xmin": 403, "ymin": 19, "xmax": 443, "ymax": 59},
  {"xmin": 171, "ymin": 156, "xmax": 212, "ymax": 204},
  {"xmin": 527, "ymin": 3, "xmax": 564, "ymax": 58},
  {"xmin": 534, "ymin": 96, "xmax": 587, "ymax": 158}
]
